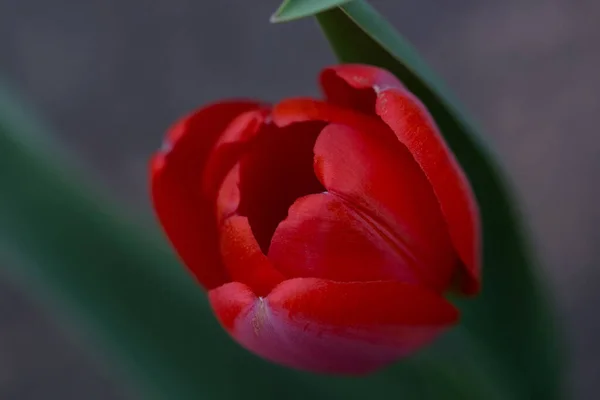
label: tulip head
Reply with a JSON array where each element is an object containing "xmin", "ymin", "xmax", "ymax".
[{"xmin": 151, "ymin": 65, "xmax": 480, "ymax": 375}]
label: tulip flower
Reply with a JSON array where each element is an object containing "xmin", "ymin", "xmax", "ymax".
[{"xmin": 150, "ymin": 64, "xmax": 480, "ymax": 375}]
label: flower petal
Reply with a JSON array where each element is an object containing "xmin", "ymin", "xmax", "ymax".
[
  {"xmin": 209, "ymin": 278, "xmax": 458, "ymax": 374},
  {"xmin": 320, "ymin": 64, "xmax": 402, "ymax": 104},
  {"xmin": 269, "ymin": 193, "xmax": 423, "ymax": 285},
  {"xmin": 315, "ymin": 124, "xmax": 459, "ymax": 292},
  {"xmin": 321, "ymin": 65, "xmax": 480, "ymax": 294},
  {"xmin": 151, "ymin": 100, "xmax": 261, "ymax": 289},
  {"xmin": 202, "ymin": 109, "xmax": 270, "ymax": 198},
  {"xmin": 220, "ymin": 215, "xmax": 286, "ymax": 297},
  {"xmin": 272, "ymin": 97, "xmax": 385, "ymax": 133}
]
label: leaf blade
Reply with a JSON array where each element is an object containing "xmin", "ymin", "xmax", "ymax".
[{"xmin": 271, "ymin": 0, "xmax": 351, "ymax": 23}]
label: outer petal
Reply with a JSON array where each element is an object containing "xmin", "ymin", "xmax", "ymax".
[
  {"xmin": 209, "ymin": 278, "xmax": 458, "ymax": 375},
  {"xmin": 321, "ymin": 65, "xmax": 480, "ymax": 294},
  {"xmin": 151, "ymin": 100, "xmax": 262, "ymax": 289}
]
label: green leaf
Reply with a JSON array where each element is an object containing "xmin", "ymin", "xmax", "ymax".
[
  {"xmin": 0, "ymin": 84, "xmax": 506, "ymax": 399},
  {"xmin": 312, "ymin": 1, "xmax": 564, "ymax": 399},
  {"xmin": 270, "ymin": 0, "xmax": 351, "ymax": 22}
]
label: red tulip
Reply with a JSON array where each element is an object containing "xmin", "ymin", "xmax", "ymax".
[{"xmin": 150, "ymin": 64, "xmax": 481, "ymax": 375}]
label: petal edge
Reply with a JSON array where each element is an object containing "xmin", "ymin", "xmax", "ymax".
[{"xmin": 151, "ymin": 100, "xmax": 261, "ymax": 289}]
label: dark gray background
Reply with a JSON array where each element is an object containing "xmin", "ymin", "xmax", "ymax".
[{"xmin": 0, "ymin": 0, "xmax": 598, "ymax": 398}]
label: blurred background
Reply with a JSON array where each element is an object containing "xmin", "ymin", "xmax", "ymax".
[{"xmin": 0, "ymin": 0, "xmax": 598, "ymax": 398}]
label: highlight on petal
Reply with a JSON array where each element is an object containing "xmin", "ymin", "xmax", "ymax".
[
  {"xmin": 151, "ymin": 100, "xmax": 261, "ymax": 289},
  {"xmin": 320, "ymin": 65, "xmax": 481, "ymax": 294},
  {"xmin": 209, "ymin": 278, "xmax": 458, "ymax": 375},
  {"xmin": 207, "ymin": 281, "xmax": 257, "ymax": 332}
]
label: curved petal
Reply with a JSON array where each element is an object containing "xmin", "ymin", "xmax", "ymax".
[
  {"xmin": 208, "ymin": 281, "xmax": 257, "ymax": 331},
  {"xmin": 202, "ymin": 109, "xmax": 270, "ymax": 198},
  {"xmin": 151, "ymin": 100, "xmax": 261, "ymax": 289},
  {"xmin": 220, "ymin": 215, "xmax": 286, "ymax": 297},
  {"xmin": 315, "ymin": 124, "xmax": 459, "ymax": 292},
  {"xmin": 209, "ymin": 278, "xmax": 458, "ymax": 375},
  {"xmin": 215, "ymin": 163, "xmax": 242, "ymax": 225},
  {"xmin": 319, "ymin": 65, "xmax": 397, "ymax": 114},
  {"xmin": 269, "ymin": 193, "xmax": 423, "ymax": 285},
  {"xmin": 321, "ymin": 65, "xmax": 480, "ymax": 294},
  {"xmin": 320, "ymin": 64, "xmax": 402, "ymax": 102},
  {"xmin": 272, "ymin": 97, "xmax": 385, "ymax": 133}
]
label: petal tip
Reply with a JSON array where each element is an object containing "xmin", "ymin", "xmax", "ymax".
[{"xmin": 321, "ymin": 64, "xmax": 403, "ymax": 93}]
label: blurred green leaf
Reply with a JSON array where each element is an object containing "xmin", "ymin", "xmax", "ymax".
[
  {"xmin": 270, "ymin": 0, "xmax": 350, "ymax": 22},
  {"xmin": 310, "ymin": 1, "xmax": 564, "ymax": 399}
]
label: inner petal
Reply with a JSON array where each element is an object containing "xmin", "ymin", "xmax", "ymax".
[
  {"xmin": 268, "ymin": 193, "xmax": 423, "ymax": 285},
  {"xmin": 219, "ymin": 215, "xmax": 285, "ymax": 297},
  {"xmin": 236, "ymin": 121, "xmax": 327, "ymax": 253}
]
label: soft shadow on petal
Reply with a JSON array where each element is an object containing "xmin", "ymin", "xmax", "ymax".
[
  {"xmin": 209, "ymin": 278, "xmax": 458, "ymax": 375},
  {"xmin": 220, "ymin": 215, "xmax": 286, "ymax": 297},
  {"xmin": 202, "ymin": 109, "xmax": 270, "ymax": 198},
  {"xmin": 319, "ymin": 67, "xmax": 381, "ymax": 114},
  {"xmin": 321, "ymin": 65, "xmax": 481, "ymax": 294},
  {"xmin": 151, "ymin": 100, "xmax": 261, "ymax": 289},
  {"xmin": 235, "ymin": 121, "xmax": 326, "ymax": 253}
]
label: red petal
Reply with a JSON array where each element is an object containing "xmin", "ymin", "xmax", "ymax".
[
  {"xmin": 321, "ymin": 65, "xmax": 480, "ymax": 294},
  {"xmin": 208, "ymin": 281, "xmax": 256, "ymax": 331},
  {"xmin": 219, "ymin": 215, "xmax": 285, "ymax": 297},
  {"xmin": 209, "ymin": 278, "xmax": 458, "ymax": 374},
  {"xmin": 272, "ymin": 97, "xmax": 385, "ymax": 133},
  {"xmin": 269, "ymin": 193, "xmax": 423, "ymax": 285},
  {"xmin": 317, "ymin": 124, "xmax": 459, "ymax": 291},
  {"xmin": 215, "ymin": 163, "xmax": 242, "ymax": 225},
  {"xmin": 320, "ymin": 65, "xmax": 402, "ymax": 104},
  {"xmin": 202, "ymin": 109, "xmax": 270, "ymax": 198},
  {"xmin": 151, "ymin": 100, "xmax": 261, "ymax": 289}
]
